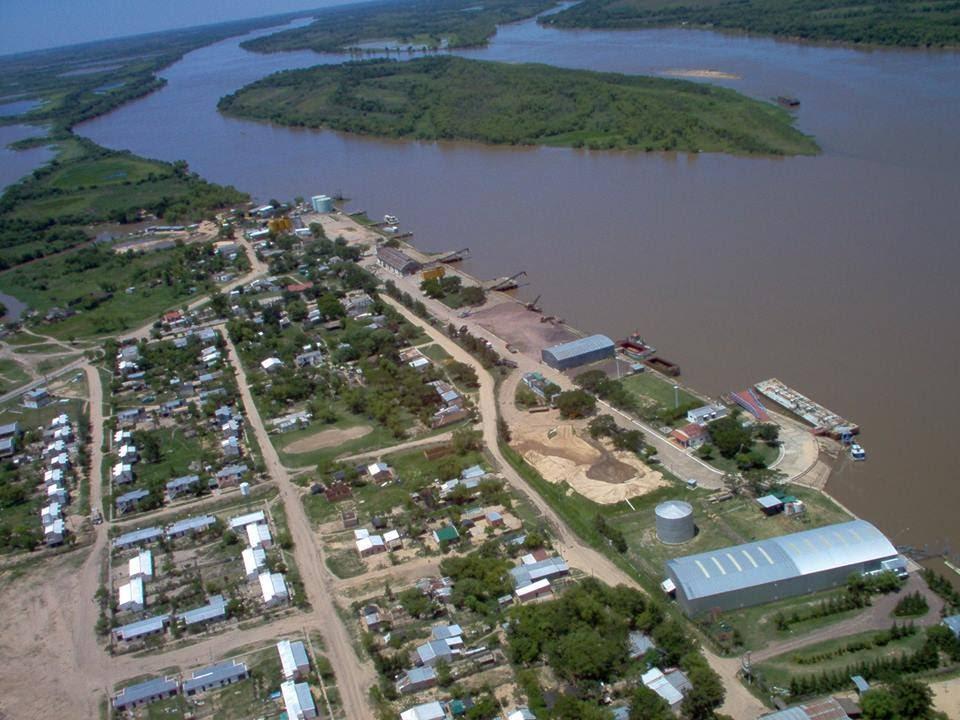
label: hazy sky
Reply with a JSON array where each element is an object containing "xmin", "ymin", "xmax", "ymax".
[{"xmin": 0, "ymin": 0, "xmax": 356, "ymax": 56}]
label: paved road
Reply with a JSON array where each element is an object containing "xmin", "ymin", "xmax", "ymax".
[
  {"xmin": 381, "ymin": 296, "xmax": 766, "ymax": 720},
  {"xmin": 223, "ymin": 334, "xmax": 377, "ymax": 720}
]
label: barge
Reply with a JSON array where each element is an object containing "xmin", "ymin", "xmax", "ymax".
[
  {"xmin": 645, "ymin": 356, "xmax": 681, "ymax": 377},
  {"xmin": 754, "ymin": 378, "xmax": 859, "ymax": 438}
]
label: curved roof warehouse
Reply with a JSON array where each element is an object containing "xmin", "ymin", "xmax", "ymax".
[
  {"xmin": 541, "ymin": 334, "xmax": 615, "ymax": 371},
  {"xmin": 665, "ymin": 519, "xmax": 907, "ymax": 617}
]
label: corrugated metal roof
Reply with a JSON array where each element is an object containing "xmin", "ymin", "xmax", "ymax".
[
  {"xmin": 113, "ymin": 676, "xmax": 178, "ymax": 708},
  {"xmin": 115, "ymin": 614, "xmax": 169, "ymax": 641},
  {"xmin": 668, "ymin": 520, "xmax": 898, "ymax": 601},
  {"xmin": 113, "ymin": 526, "xmax": 163, "ymax": 548},
  {"xmin": 543, "ymin": 334, "xmax": 614, "ymax": 362},
  {"xmin": 177, "ymin": 595, "xmax": 227, "ymax": 625},
  {"xmin": 182, "ymin": 660, "xmax": 247, "ymax": 693}
]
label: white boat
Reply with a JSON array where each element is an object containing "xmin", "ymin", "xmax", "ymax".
[{"xmin": 850, "ymin": 443, "xmax": 866, "ymax": 461}]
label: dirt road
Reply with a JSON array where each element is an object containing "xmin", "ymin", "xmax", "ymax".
[
  {"xmin": 381, "ymin": 296, "xmax": 767, "ymax": 719},
  {"xmin": 223, "ymin": 334, "xmax": 377, "ymax": 720},
  {"xmin": 749, "ymin": 573, "xmax": 944, "ymax": 663}
]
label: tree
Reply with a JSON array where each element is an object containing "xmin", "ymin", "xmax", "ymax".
[
  {"xmin": 890, "ymin": 678, "xmax": 934, "ymax": 719},
  {"xmin": 630, "ymin": 686, "xmax": 673, "ymax": 720},
  {"xmin": 861, "ymin": 689, "xmax": 898, "ymax": 720},
  {"xmin": 588, "ymin": 414, "xmax": 618, "ymax": 439},
  {"xmin": 707, "ymin": 416, "xmax": 753, "ymax": 458},
  {"xmin": 680, "ymin": 656, "xmax": 726, "ymax": 720},
  {"xmin": 554, "ymin": 389, "xmax": 596, "ymax": 419},
  {"xmin": 756, "ymin": 423, "xmax": 780, "ymax": 445},
  {"xmin": 452, "ymin": 427, "xmax": 482, "ymax": 454},
  {"xmin": 460, "ymin": 285, "xmax": 485, "ymax": 305}
]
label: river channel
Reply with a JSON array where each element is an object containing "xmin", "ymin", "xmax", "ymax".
[{"xmin": 71, "ymin": 16, "xmax": 960, "ymax": 561}]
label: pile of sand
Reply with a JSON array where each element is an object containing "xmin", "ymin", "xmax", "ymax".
[{"xmin": 515, "ymin": 424, "xmax": 665, "ymax": 504}]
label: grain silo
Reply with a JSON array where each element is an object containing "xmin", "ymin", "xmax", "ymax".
[
  {"xmin": 311, "ymin": 194, "xmax": 333, "ymax": 213},
  {"xmin": 655, "ymin": 500, "xmax": 695, "ymax": 544}
]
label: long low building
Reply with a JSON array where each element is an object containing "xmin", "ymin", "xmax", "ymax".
[
  {"xmin": 666, "ymin": 519, "xmax": 907, "ymax": 617},
  {"xmin": 541, "ymin": 334, "xmax": 615, "ymax": 371}
]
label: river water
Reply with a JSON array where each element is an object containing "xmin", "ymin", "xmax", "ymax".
[{"xmin": 64, "ymin": 16, "xmax": 960, "ymax": 561}]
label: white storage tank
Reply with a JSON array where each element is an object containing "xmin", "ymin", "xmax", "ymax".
[
  {"xmin": 310, "ymin": 195, "xmax": 333, "ymax": 213},
  {"xmin": 240, "ymin": 482, "xmax": 250, "ymax": 497},
  {"xmin": 655, "ymin": 500, "xmax": 695, "ymax": 544}
]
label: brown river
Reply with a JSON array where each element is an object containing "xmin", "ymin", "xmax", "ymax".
[{"xmin": 69, "ymin": 15, "xmax": 960, "ymax": 563}]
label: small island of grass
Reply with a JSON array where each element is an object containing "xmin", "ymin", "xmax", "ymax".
[{"xmin": 218, "ymin": 56, "xmax": 818, "ymax": 156}]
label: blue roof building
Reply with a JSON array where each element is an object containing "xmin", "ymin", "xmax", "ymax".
[
  {"xmin": 113, "ymin": 526, "xmax": 163, "ymax": 549},
  {"xmin": 177, "ymin": 595, "xmax": 227, "ymax": 626},
  {"xmin": 113, "ymin": 676, "xmax": 179, "ymax": 710},
  {"xmin": 541, "ymin": 334, "xmax": 615, "ymax": 371},
  {"xmin": 182, "ymin": 660, "xmax": 248, "ymax": 695},
  {"xmin": 666, "ymin": 519, "xmax": 907, "ymax": 617}
]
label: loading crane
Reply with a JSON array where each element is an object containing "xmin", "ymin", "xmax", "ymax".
[
  {"xmin": 485, "ymin": 271, "xmax": 528, "ymax": 291},
  {"xmin": 526, "ymin": 294, "xmax": 542, "ymax": 312},
  {"xmin": 434, "ymin": 247, "xmax": 471, "ymax": 264}
]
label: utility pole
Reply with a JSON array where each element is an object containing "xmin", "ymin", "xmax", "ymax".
[{"xmin": 674, "ymin": 384, "xmax": 679, "ymax": 408}]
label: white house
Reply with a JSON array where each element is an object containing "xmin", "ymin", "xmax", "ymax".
[
  {"xmin": 400, "ymin": 701, "xmax": 447, "ymax": 720},
  {"xmin": 258, "ymin": 572, "xmax": 289, "ymax": 606},
  {"xmin": 246, "ymin": 522, "xmax": 273, "ymax": 549},
  {"xmin": 118, "ymin": 577, "xmax": 146, "ymax": 612},
  {"xmin": 112, "ymin": 462, "xmax": 134, "ymax": 485},
  {"xmin": 129, "ymin": 550, "xmax": 154, "ymax": 580},
  {"xmin": 241, "ymin": 546, "xmax": 267, "ymax": 580},
  {"xmin": 280, "ymin": 679, "xmax": 317, "ymax": 719},
  {"xmin": 277, "ymin": 639, "xmax": 311, "ymax": 681},
  {"xmin": 261, "ymin": 357, "xmax": 284, "ymax": 373}
]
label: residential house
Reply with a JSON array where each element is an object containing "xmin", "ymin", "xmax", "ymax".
[
  {"xmin": 432, "ymin": 525, "xmax": 460, "ymax": 545},
  {"xmin": 116, "ymin": 408, "xmax": 143, "ymax": 428},
  {"xmin": 515, "ymin": 578, "xmax": 553, "ymax": 603},
  {"xmin": 641, "ymin": 667, "xmax": 692, "ymax": 712},
  {"xmin": 165, "ymin": 474, "xmax": 201, "ymax": 501},
  {"xmin": 182, "ymin": 660, "xmax": 248, "ymax": 696},
  {"xmin": 113, "ymin": 614, "xmax": 170, "ymax": 643},
  {"xmin": 355, "ymin": 529, "xmax": 386, "ymax": 557},
  {"xmin": 241, "ymin": 546, "xmax": 267, "ymax": 579},
  {"xmin": 229, "ymin": 510, "xmax": 265, "ymax": 530},
  {"xmin": 341, "ymin": 290, "xmax": 375, "ymax": 318},
  {"xmin": 177, "ymin": 595, "xmax": 228, "ymax": 628},
  {"xmin": 367, "ymin": 462, "xmax": 393, "ymax": 482},
  {"xmin": 383, "ymin": 529, "xmax": 403, "ymax": 551},
  {"xmin": 671, "ymin": 423, "xmax": 708, "ymax": 450},
  {"xmin": 281, "ymin": 679, "xmax": 318, "ymax": 719},
  {"xmin": 295, "ymin": 349, "xmax": 325, "ymax": 368},
  {"xmin": 112, "ymin": 463, "xmax": 135, "ymax": 485},
  {"xmin": 165, "ymin": 515, "xmax": 216, "ymax": 539},
  {"xmin": 116, "ymin": 489, "xmax": 150, "ymax": 514},
  {"xmin": 112, "ymin": 526, "xmax": 163, "ymax": 549},
  {"xmin": 221, "ymin": 435, "xmax": 240, "ymax": 458},
  {"xmin": 23, "ymin": 387, "xmax": 51, "ymax": 408},
  {"xmin": 628, "ymin": 631, "xmax": 656, "ymax": 659},
  {"xmin": 415, "ymin": 639, "xmax": 455, "ymax": 667},
  {"xmin": 118, "ymin": 577, "xmax": 146, "ymax": 612},
  {"xmin": 277, "ymin": 639, "xmax": 311, "ymax": 681},
  {"xmin": 361, "ymin": 604, "xmax": 385, "ymax": 632},
  {"xmin": 44, "ymin": 518, "xmax": 65, "ymax": 546},
  {"xmin": 113, "ymin": 677, "xmax": 179, "ymax": 711},
  {"xmin": 397, "ymin": 666, "xmax": 437, "ymax": 695},
  {"xmin": 261, "ymin": 357, "xmax": 284, "ymax": 373},
  {"xmin": 507, "ymin": 710, "xmax": 537, "ymax": 720},
  {"xmin": 46, "ymin": 484, "xmax": 68, "ymax": 504},
  {"xmin": 400, "ymin": 701, "xmax": 447, "ymax": 720},
  {"xmin": 258, "ymin": 572, "xmax": 289, "ymax": 606},
  {"xmin": 129, "ymin": 549, "xmax": 154, "ymax": 580},
  {"xmin": 246, "ymin": 522, "xmax": 273, "ymax": 549},
  {"xmin": 215, "ymin": 464, "xmax": 248, "ymax": 488}
]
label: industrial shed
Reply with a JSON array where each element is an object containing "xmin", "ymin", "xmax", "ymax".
[
  {"xmin": 541, "ymin": 335, "xmax": 615, "ymax": 371},
  {"xmin": 665, "ymin": 519, "xmax": 907, "ymax": 617}
]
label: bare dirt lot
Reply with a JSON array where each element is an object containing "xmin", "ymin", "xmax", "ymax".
[
  {"xmin": 469, "ymin": 301, "xmax": 579, "ymax": 355},
  {"xmin": 301, "ymin": 211, "xmax": 383, "ymax": 247},
  {"xmin": 0, "ymin": 551, "xmax": 104, "ymax": 720},
  {"xmin": 513, "ymin": 423, "xmax": 665, "ymax": 504},
  {"xmin": 285, "ymin": 425, "xmax": 372, "ymax": 454}
]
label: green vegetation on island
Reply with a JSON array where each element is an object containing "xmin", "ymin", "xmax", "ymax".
[
  {"xmin": 241, "ymin": 0, "xmax": 555, "ymax": 54},
  {"xmin": 543, "ymin": 0, "xmax": 960, "ymax": 49},
  {"xmin": 0, "ymin": 136, "xmax": 247, "ymax": 269},
  {"xmin": 218, "ymin": 56, "xmax": 819, "ymax": 155},
  {"xmin": 0, "ymin": 10, "xmax": 317, "ymax": 132}
]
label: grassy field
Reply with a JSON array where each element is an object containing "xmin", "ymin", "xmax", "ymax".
[
  {"xmin": 543, "ymin": 0, "xmax": 960, "ymax": 49},
  {"xmin": 611, "ymin": 483, "xmax": 852, "ymax": 581},
  {"xmin": 326, "ymin": 547, "xmax": 367, "ymax": 579},
  {"xmin": 219, "ymin": 56, "xmax": 819, "ymax": 156},
  {"xmin": 0, "ymin": 358, "xmax": 30, "ymax": 394},
  {"xmin": 0, "ymin": 243, "xmax": 216, "ymax": 339},
  {"xmin": 134, "ymin": 426, "xmax": 209, "ymax": 488},
  {"xmin": 302, "ymin": 493, "xmax": 340, "ymax": 527},
  {"xmin": 704, "ymin": 587, "xmax": 868, "ymax": 652},
  {"xmin": 620, "ymin": 372, "xmax": 701, "ymax": 415},
  {"xmin": 418, "ymin": 343, "xmax": 451, "ymax": 363},
  {"xmin": 754, "ymin": 627, "xmax": 928, "ymax": 689},
  {"xmin": 273, "ymin": 413, "xmax": 398, "ymax": 469}
]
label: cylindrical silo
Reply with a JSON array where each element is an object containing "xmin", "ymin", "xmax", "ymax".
[{"xmin": 655, "ymin": 500, "xmax": 695, "ymax": 544}]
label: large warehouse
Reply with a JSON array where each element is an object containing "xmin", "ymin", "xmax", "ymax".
[
  {"xmin": 665, "ymin": 519, "xmax": 907, "ymax": 617},
  {"xmin": 541, "ymin": 334, "xmax": 615, "ymax": 371}
]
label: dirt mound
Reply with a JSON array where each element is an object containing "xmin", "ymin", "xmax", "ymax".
[
  {"xmin": 514, "ymin": 424, "xmax": 665, "ymax": 504},
  {"xmin": 284, "ymin": 425, "xmax": 372, "ymax": 453}
]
